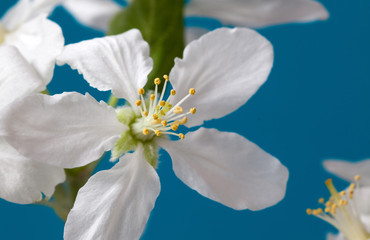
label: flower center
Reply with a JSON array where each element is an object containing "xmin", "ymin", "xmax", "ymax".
[
  {"xmin": 307, "ymin": 175, "xmax": 370, "ymax": 240},
  {"xmin": 131, "ymin": 75, "xmax": 196, "ymax": 142}
]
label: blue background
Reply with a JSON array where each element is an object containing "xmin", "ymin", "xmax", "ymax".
[{"xmin": 1, "ymin": 0, "xmax": 370, "ymax": 239}]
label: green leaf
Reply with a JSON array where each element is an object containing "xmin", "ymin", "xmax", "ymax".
[{"xmin": 108, "ymin": 0, "xmax": 185, "ymax": 91}]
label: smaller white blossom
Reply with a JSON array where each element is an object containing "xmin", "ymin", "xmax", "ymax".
[
  {"xmin": 60, "ymin": 0, "xmax": 328, "ymax": 42},
  {"xmin": 1, "ymin": 28, "xmax": 289, "ymax": 239},
  {"xmin": 0, "ymin": 45, "xmax": 65, "ymax": 204},
  {"xmin": 306, "ymin": 159, "xmax": 370, "ymax": 240},
  {"xmin": 0, "ymin": 0, "xmax": 64, "ymax": 83}
]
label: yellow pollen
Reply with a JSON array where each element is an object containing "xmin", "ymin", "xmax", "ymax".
[
  {"xmin": 150, "ymin": 94, "xmax": 155, "ymax": 101},
  {"xmin": 325, "ymin": 201, "xmax": 333, "ymax": 207},
  {"xmin": 171, "ymin": 89, "xmax": 176, "ymax": 95},
  {"xmin": 143, "ymin": 111, "xmax": 148, "ymax": 117},
  {"xmin": 142, "ymin": 128, "xmax": 149, "ymax": 135},
  {"xmin": 151, "ymin": 119, "xmax": 161, "ymax": 125},
  {"xmin": 179, "ymin": 117, "xmax": 188, "ymax": 125},
  {"xmin": 190, "ymin": 107, "xmax": 196, "ymax": 114},
  {"xmin": 325, "ymin": 207, "xmax": 331, "ymax": 213},
  {"xmin": 136, "ymin": 100, "xmax": 142, "ymax": 106},
  {"xmin": 155, "ymin": 130, "xmax": 161, "ymax": 136},
  {"xmin": 331, "ymin": 204, "xmax": 337, "ymax": 214},
  {"xmin": 153, "ymin": 114, "xmax": 159, "ymax": 120},
  {"xmin": 339, "ymin": 191, "xmax": 346, "ymax": 196},
  {"xmin": 138, "ymin": 88, "xmax": 145, "ymax": 95},
  {"xmin": 349, "ymin": 183, "xmax": 356, "ymax": 190},
  {"xmin": 163, "ymin": 75, "xmax": 169, "ymax": 81},
  {"xmin": 154, "ymin": 78, "xmax": 161, "ymax": 85},
  {"xmin": 189, "ymin": 88, "xmax": 196, "ymax": 95},
  {"xmin": 355, "ymin": 175, "xmax": 361, "ymax": 181},
  {"xmin": 306, "ymin": 208, "xmax": 312, "ymax": 215},
  {"xmin": 161, "ymin": 120, "xmax": 167, "ymax": 127},
  {"xmin": 178, "ymin": 133, "xmax": 185, "ymax": 140},
  {"xmin": 318, "ymin": 198, "xmax": 325, "ymax": 204},
  {"xmin": 159, "ymin": 101, "xmax": 166, "ymax": 107},
  {"xmin": 171, "ymin": 123, "xmax": 179, "ymax": 131},
  {"xmin": 173, "ymin": 106, "xmax": 183, "ymax": 114}
]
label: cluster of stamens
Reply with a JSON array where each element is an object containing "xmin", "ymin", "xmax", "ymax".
[
  {"xmin": 307, "ymin": 175, "xmax": 370, "ymax": 240},
  {"xmin": 133, "ymin": 75, "xmax": 196, "ymax": 140}
]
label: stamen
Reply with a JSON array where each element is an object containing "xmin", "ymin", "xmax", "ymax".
[
  {"xmin": 178, "ymin": 133, "xmax": 185, "ymax": 140},
  {"xmin": 142, "ymin": 128, "xmax": 149, "ymax": 135},
  {"xmin": 161, "ymin": 120, "xmax": 167, "ymax": 127},
  {"xmin": 189, "ymin": 88, "xmax": 196, "ymax": 95},
  {"xmin": 154, "ymin": 78, "xmax": 161, "ymax": 85},
  {"xmin": 307, "ymin": 175, "xmax": 369, "ymax": 240},
  {"xmin": 179, "ymin": 117, "xmax": 187, "ymax": 125},
  {"xmin": 136, "ymin": 100, "xmax": 142, "ymax": 106},
  {"xmin": 190, "ymin": 107, "xmax": 196, "ymax": 114},
  {"xmin": 173, "ymin": 106, "xmax": 183, "ymax": 114}
]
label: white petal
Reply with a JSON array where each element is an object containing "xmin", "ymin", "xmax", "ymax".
[
  {"xmin": 0, "ymin": 137, "xmax": 65, "ymax": 204},
  {"xmin": 354, "ymin": 187, "xmax": 370, "ymax": 215},
  {"xmin": 64, "ymin": 146, "xmax": 160, "ymax": 240},
  {"xmin": 158, "ymin": 128, "xmax": 289, "ymax": 210},
  {"xmin": 4, "ymin": 14, "xmax": 64, "ymax": 84},
  {"xmin": 63, "ymin": 0, "xmax": 122, "ymax": 31},
  {"xmin": 323, "ymin": 159, "xmax": 370, "ymax": 185},
  {"xmin": 185, "ymin": 26, "xmax": 210, "ymax": 44},
  {"xmin": 186, "ymin": 0, "xmax": 329, "ymax": 28},
  {"xmin": 1, "ymin": 92, "xmax": 126, "ymax": 168},
  {"xmin": 57, "ymin": 29, "xmax": 152, "ymax": 107},
  {"xmin": 169, "ymin": 28, "xmax": 273, "ymax": 127},
  {"xmin": 2, "ymin": 0, "xmax": 62, "ymax": 30},
  {"xmin": 0, "ymin": 45, "xmax": 44, "ymax": 111}
]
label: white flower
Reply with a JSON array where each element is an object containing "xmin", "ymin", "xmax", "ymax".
[
  {"xmin": 61, "ymin": 0, "xmax": 328, "ymax": 42},
  {"xmin": 306, "ymin": 159, "xmax": 370, "ymax": 240},
  {"xmin": 0, "ymin": 45, "xmax": 65, "ymax": 204},
  {"xmin": 1, "ymin": 28, "xmax": 289, "ymax": 239},
  {"xmin": 0, "ymin": 0, "xmax": 64, "ymax": 83}
]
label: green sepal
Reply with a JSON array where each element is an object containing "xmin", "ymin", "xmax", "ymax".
[
  {"xmin": 108, "ymin": 0, "xmax": 185, "ymax": 91},
  {"xmin": 111, "ymin": 131, "xmax": 138, "ymax": 160},
  {"xmin": 143, "ymin": 141, "xmax": 158, "ymax": 168}
]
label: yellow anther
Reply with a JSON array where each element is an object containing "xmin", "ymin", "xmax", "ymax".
[
  {"xmin": 306, "ymin": 209, "xmax": 312, "ymax": 215},
  {"xmin": 143, "ymin": 111, "xmax": 148, "ymax": 117},
  {"xmin": 136, "ymin": 100, "xmax": 142, "ymax": 106},
  {"xmin": 339, "ymin": 199, "xmax": 345, "ymax": 206},
  {"xmin": 349, "ymin": 183, "xmax": 356, "ymax": 190},
  {"xmin": 171, "ymin": 89, "xmax": 176, "ymax": 95},
  {"xmin": 142, "ymin": 128, "xmax": 149, "ymax": 135},
  {"xmin": 190, "ymin": 107, "xmax": 196, "ymax": 114},
  {"xmin": 151, "ymin": 119, "xmax": 161, "ymax": 125},
  {"xmin": 355, "ymin": 175, "xmax": 361, "ymax": 181},
  {"xmin": 331, "ymin": 204, "xmax": 337, "ymax": 214},
  {"xmin": 161, "ymin": 120, "xmax": 167, "ymax": 127},
  {"xmin": 313, "ymin": 209, "xmax": 322, "ymax": 216},
  {"xmin": 154, "ymin": 78, "xmax": 161, "ymax": 85},
  {"xmin": 179, "ymin": 117, "xmax": 188, "ymax": 125},
  {"xmin": 318, "ymin": 198, "xmax": 325, "ymax": 204},
  {"xmin": 171, "ymin": 123, "xmax": 179, "ymax": 131},
  {"xmin": 153, "ymin": 114, "xmax": 159, "ymax": 120},
  {"xmin": 325, "ymin": 201, "xmax": 333, "ymax": 207},
  {"xmin": 138, "ymin": 88, "xmax": 145, "ymax": 95},
  {"xmin": 178, "ymin": 133, "xmax": 185, "ymax": 140},
  {"xmin": 325, "ymin": 207, "xmax": 331, "ymax": 213},
  {"xmin": 150, "ymin": 94, "xmax": 155, "ymax": 101},
  {"xmin": 173, "ymin": 106, "xmax": 183, "ymax": 114},
  {"xmin": 155, "ymin": 130, "xmax": 161, "ymax": 136},
  {"xmin": 189, "ymin": 88, "xmax": 196, "ymax": 95},
  {"xmin": 343, "ymin": 200, "xmax": 348, "ymax": 205},
  {"xmin": 163, "ymin": 75, "xmax": 169, "ymax": 81},
  {"xmin": 339, "ymin": 191, "xmax": 346, "ymax": 196},
  {"xmin": 159, "ymin": 100, "xmax": 166, "ymax": 107}
]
